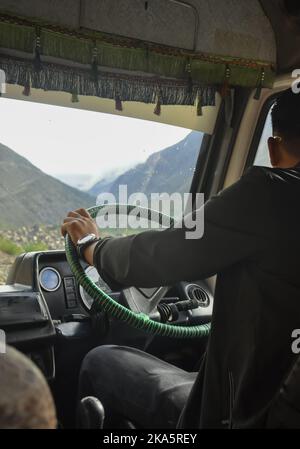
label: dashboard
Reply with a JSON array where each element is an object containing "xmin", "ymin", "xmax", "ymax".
[
  {"xmin": 37, "ymin": 251, "xmax": 213, "ymax": 323},
  {"xmin": 0, "ymin": 249, "xmax": 213, "ymax": 379},
  {"xmin": 2, "ymin": 249, "xmax": 213, "ymax": 334}
]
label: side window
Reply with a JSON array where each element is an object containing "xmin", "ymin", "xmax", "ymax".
[{"xmin": 253, "ymin": 106, "xmax": 273, "ymax": 167}]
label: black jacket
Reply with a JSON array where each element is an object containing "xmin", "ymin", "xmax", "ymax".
[{"xmin": 93, "ymin": 165, "xmax": 300, "ymax": 428}]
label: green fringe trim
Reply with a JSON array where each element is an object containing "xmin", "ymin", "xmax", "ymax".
[
  {"xmin": 0, "ymin": 55, "xmax": 217, "ymax": 107},
  {"xmin": 0, "ymin": 12, "xmax": 276, "ymax": 89}
]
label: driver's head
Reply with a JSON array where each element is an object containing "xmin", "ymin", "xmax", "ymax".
[
  {"xmin": 268, "ymin": 88, "xmax": 300, "ymax": 168},
  {"xmin": 0, "ymin": 345, "xmax": 57, "ymax": 429}
]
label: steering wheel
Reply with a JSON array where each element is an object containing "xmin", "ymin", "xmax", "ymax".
[{"xmin": 65, "ymin": 204, "xmax": 210, "ymax": 339}]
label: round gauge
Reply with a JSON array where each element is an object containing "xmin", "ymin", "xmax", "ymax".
[
  {"xmin": 39, "ymin": 267, "xmax": 61, "ymax": 292},
  {"xmin": 79, "ymin": 266, "xmax": 111, "ymax": 310}
]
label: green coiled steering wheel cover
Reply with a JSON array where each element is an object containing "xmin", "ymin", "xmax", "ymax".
[{"xmin": 65, "ymin": 204, "xmax": 211, "ymax": 339}]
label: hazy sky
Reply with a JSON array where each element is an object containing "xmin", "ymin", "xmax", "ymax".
[{"xmin": 0, "ymin": 98, "xmax": 190, "ymax": 182}]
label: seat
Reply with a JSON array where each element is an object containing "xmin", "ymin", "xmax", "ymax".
[{"xmin": 266, "ymin": 354, "xmax": 300, "ymax": 428}]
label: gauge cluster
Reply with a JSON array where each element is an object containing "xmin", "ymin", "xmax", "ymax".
[
  {"xmin": 39, "ymin": 267, "xmax": 62, "ymax": 292},
  {"xmin": 37, "ymin": 252, "xmax": 115, "ymax": 318}
]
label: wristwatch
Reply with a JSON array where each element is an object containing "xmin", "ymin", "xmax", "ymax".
[{"xmin": 76, "ymin": 233, "xmax": 99, "ymax": 262}]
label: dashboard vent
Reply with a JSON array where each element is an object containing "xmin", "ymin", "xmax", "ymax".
[{"xmin": 187, "ymin": 285, "xmax": 210, "ymax": 308}]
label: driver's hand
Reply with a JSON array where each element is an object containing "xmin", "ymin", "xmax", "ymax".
[{"xmin": 61, "ymin": 208, "xmax": 100, "ymax": 245}]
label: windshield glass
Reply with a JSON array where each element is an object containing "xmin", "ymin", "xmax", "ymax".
[{"xmin": 0, "ymin": 97, "xmax": 219, "ymax": 284}]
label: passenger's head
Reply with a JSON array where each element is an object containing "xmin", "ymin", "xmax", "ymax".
[
  {"xmin": 0, "ymin": 345, "xmax": 56, "ymax": 429},
  {"xmin": 268, "ymin": 88, "xmax": 300, "ymax": 168}
]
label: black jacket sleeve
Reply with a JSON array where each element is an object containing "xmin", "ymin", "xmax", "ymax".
[{"xmin": 93, "ymin": 167, "xmax": 272, "ymax": 288}]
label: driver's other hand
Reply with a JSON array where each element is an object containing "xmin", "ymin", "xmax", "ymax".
[{"xmin": 61, "ymin": 208, "xmax": 100, "ymax": 244}]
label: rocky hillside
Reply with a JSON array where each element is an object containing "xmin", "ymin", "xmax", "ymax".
[
  {"xmin": 0, "ymin": 143, "xmax": 95, "ymax": 228},
  {"xmin": 0, "ymin": 225, "xmax": 65, "ymax": 284},
  {"xmin": 0, "ymin": 251, "xmax": 14, "ymax": 284},
  {"xmin": 89, "ymin": 131, "xmax": 203, "ymax": 198}
]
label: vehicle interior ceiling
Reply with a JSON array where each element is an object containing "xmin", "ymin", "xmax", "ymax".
[{"xmin": 0, "ymin": 0, "xmax": 299, "ymax": 428}]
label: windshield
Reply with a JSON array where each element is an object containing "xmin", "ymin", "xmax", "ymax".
[{"xmin": 0, "ymin": 97, "xmax": 219, "ymax": 285}]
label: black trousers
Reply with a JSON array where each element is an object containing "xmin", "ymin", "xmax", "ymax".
[{"xmin": 79, "ymin": 345, "xmax": 197, "ymax": 429}]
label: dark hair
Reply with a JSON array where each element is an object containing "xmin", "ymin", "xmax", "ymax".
[
  {"xmin": 271, "ymin": 89, "xmax": 300, "ymax": 144},
  {"xmin": 283, "ymin": 0, "xmax": 300, "ymax": 17}
]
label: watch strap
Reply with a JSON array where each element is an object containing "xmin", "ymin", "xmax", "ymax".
[{"xmin": 77, "ymin": 236, "xmax": 100, "ymax": 262}]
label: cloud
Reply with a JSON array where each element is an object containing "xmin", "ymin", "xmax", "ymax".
[{"xmin": 0, "ymin": 98, "xmax": 190, "ymax": 179}]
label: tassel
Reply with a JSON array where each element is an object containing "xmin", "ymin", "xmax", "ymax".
[
  {"xmin": 34, "ymin": 48, "xmax": 42, "ymax": 72},
  {"xmin": 154, "ymin": 95, "xmax": 161, "ymax": 116},
  {"xmin": 254, "ymin": 68, "xmax": 265, "ymax": 100},
  {"xmin": 220, "ymin": 65, "xmax": 231, "ymax": 98},
  {"xmin": 115, "ymin": 96, "xmax": 123, "ymax": 111},
  {"xmin": 91, "ymin": 59, "xmax": 98, "ymax": 83},
  {"xmin": 185, "ymin": 60, "xmax": 193, "ymax": 95},
  {"xmin": 71, "ymin": 92, "xmax": 79, "ymax": 103},
  {"xmin": 91, "ymin": 43, "xmax": 98, "ymax": 83},
  {"xmin": 254, "ymin": 85, "xmax": 262, "ymax": 101},
  {"xmin": 187, "ymin": 75, "xmax": 193, "ymax": 95},
  {"xmin": 197, "ymin": 93, "xmax": 203, "ymax": 116},
  {"xmin": 33, "ymin": 26, "xmax": 42, "ymax": 72},
  {"xmin": 22, "ymin": 81, "xmax": 31, "ymax": 96}
]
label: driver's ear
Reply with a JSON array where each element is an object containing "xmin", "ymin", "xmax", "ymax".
[{"xmin": 268, "ymin": 137, "xmax": 280, "ymax": 167}]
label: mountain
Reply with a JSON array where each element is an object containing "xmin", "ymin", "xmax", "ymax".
[
  {"xmin": 0, "ymin": 144, "xmax": 95, "ymax": 228},
  {"xmin": 87, "ymin": 165, "xmax": 134, "ymax": 197},
  {"xmin": 54, "ymin": 173, "xmax": 95, "ymax": 191},
  {"xmin": 89, "ymin": 131, "xmax": 202, "ymax": 198},
  {"xmin": 88, "ymin": 175, "xmax": 119, "ymax": 197}
]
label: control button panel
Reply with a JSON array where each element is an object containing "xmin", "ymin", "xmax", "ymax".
[{"xmin": 63, "ymin": 277, "xmax": 78, "ymax": 308}]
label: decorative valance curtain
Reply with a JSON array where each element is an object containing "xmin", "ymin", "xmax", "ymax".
[{"xmin": 0, "ymin": 12, "xmax": 276, "ymax": 114}]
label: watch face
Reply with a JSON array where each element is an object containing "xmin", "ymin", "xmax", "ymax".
[{"xmin": 78, "ymin": 234, "xmax": 96, "ymax": 245}]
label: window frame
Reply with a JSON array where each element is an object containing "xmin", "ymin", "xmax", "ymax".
[
  {"xmin": 190, "ymin": 87, "xmax": 252, "ymax": 200},
  {"xmin": 244, "ymin": 93, "xmax": 278, "ymax": 170}
]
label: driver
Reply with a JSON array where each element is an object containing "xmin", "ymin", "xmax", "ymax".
[{"xmin": 61, "ymin": 88, "xmax": 300, "ymax": 429}]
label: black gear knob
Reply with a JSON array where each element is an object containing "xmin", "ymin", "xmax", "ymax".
[{"xmin": 77, "ymin": 396, "xmax": 105, "ymax": 429}]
